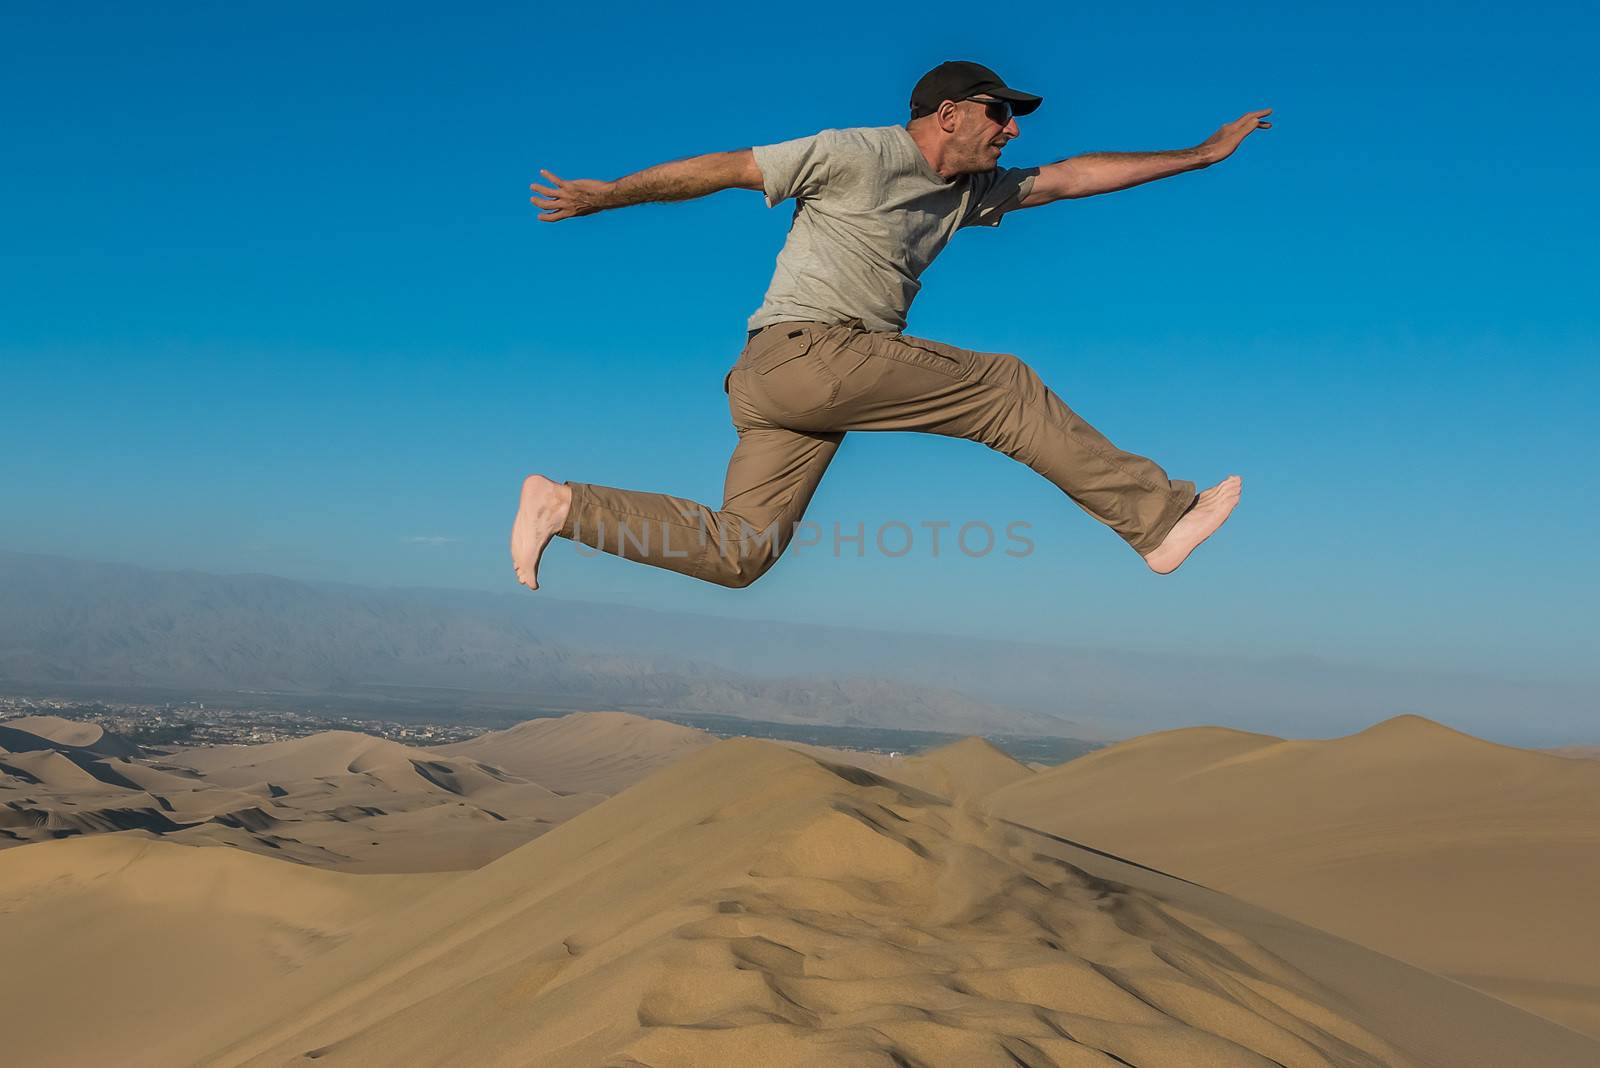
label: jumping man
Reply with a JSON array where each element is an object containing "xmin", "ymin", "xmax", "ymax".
[{"xmin": 514, "ymin": 60, "xmax": 1268, "ymax": 589}]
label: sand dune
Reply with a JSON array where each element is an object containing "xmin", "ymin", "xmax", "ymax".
[
  {"xmin": 155, "ymin": 732, "xmax": 600, "ymax": 872},
  {"xmin": 2, "ymin": 725, "xmax": 602, "ymax": 871},
  {"xmin": 778, "ymin": 737, "xmax": 1037, "ymax": 804},
  {"xmin": 169, "ymin": 799, "xmax": 561, "ymax": 872},
  {"xmin": 1, "ymin": 746, "xmax": 109, "ymax": 790},
  {"xmin": 92, "ymin": 755, "xmax": 211, "ymax": 792},
  {"xmin": 895, "ymin": 736, "xmax": 1035, "ymax": 802},
  {"xmin": 168, "ymin": 730, "xmax": 450, "ymax": 787},
  {"xmin": 159, "ymin": 728, "xmax": 591, "ymax": 808},
  {"xmin": 771, "ymin": 739, "xmax": 906, "ymax": 777},
  {"xmin": 72, "ymin": 738, "xmax": 1593, "ymax": 1068},
  {"xmin": 984, "ymin": 714, "xmax": 1600, "ymax": 1036},
  {"xmin": 0, "ymin": 834, "xmax": 454, "ymax": 1068},
  {"xmin": 0, "ymin": 744, "xmax": 200, "ymax": 841},
  {"xmin": 0, "ymin": 713, "xmax": 142, "ymax": 756},
  {"xmin": 434, "ymin": 710, "xmax": 717, "ymax": 794}
]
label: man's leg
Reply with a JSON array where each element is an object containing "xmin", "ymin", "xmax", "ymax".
[
  {"xmin": 512, "ymin": 426, "xmax": 842, "ymax": 590},
  {"xmin": 754, "ymin": 325, "xmax": 1238, "ymax": 570},
  {"xmin": 563, "ymin": 426, "xmax": 842, "ymax": 587}
]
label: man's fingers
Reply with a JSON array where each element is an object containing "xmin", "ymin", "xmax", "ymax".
[
  {"xmin": 529, "ymin": 182, "xmax": 558, "ymax": 196},
  {"xmin": 539, "ymin": 168, "xmax": 563, "ymax": 185}
]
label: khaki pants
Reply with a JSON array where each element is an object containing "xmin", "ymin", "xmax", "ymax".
[{"xmin": 559, "ymin": 319, "xmax": 1196, "ymax": 587}]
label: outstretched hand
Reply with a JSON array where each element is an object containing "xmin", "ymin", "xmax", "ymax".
[
  {"xmin": 1198, "ymin": 109, "xmax": 1273, "ymax": 165},
  {"xmin": 529, "ymin": 169, "xmax": 613, "ymax": 221}
]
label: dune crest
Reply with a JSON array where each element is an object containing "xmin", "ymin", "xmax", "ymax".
[
  {"xmin": 892, "ymin": 735, "xmax": 1035, "ymax": 801},
  {"xmin": 434, "ymin": 710, "xmax": 717, "ymax": 794}
]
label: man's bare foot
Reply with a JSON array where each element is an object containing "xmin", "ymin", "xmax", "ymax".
[
  {"xmin": 1143, "ymin": 475, "xmax": 1242, "ymax": 575},
  {"xmin": 510, "ymin": 475, "xmax": 573, "ymax": 590}
]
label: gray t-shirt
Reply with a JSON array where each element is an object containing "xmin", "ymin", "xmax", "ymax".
[{"xmin": 748, "ymin": 124, "xmax": 1037, "ymax": 334}]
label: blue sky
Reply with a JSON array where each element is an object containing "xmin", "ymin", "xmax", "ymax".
[{"xmin": 3, "ymin": 2, "xmax": 1596, "ymax": 718}]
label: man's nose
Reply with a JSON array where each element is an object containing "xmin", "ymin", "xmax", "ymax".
[{"xmin": 1002, "ymin": 116, "xmax": 1020, "ymax": 138}]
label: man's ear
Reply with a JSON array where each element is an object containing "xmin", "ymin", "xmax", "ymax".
[{"xmin": 937, "ymin": 101, "xmax": 962, "ymax": 135}]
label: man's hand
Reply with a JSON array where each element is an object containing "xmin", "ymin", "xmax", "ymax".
[
  {"xmin": 1197, "ymin": 109, "xmax": 1273, "ymax": 166},
  {"xmin": 530, "ymin": 169, "xmax": 614, "ymax": 222}
]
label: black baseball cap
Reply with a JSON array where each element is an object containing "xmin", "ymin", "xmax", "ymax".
[{"xmin": 909, "ymin": 61, "xmax": 1042, "ymax": 120}]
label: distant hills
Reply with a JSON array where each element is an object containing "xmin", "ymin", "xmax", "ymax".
[
  {"xmin": 3, "ymin": 550, "xmax": 1595, "ymax": 744},
  {"xmin": 0, "ymin": 552, "xmax": 1085, "ymax": 737}
]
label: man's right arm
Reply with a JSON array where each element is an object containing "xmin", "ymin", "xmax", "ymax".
[{"xmin": 530, "ymin": 149, "xmax": 763, "ymax": 221}]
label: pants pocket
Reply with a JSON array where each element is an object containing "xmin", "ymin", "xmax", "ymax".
[
  {"xmin": 746, "ymin": 332, "xmax": 839, "ymax": 418},
  {"xmin": 744, "ymin": 326, "xmax": 815, "ymax": 373}
]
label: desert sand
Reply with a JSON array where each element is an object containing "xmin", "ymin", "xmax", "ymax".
[
  {"xmin": 2, "ymin": 710, "xmax": 1597, "ymax": 1066},
  {"xmin": 983, "ymin": 714, "xmax": 1600, "ymax": 1037},
  {"xmin": 0, "ymin": 834, "xmax": 455, "ymax": 1067}
]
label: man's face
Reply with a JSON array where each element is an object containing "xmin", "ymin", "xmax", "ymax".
[{"xmin": 950, "ymin": 95, "xmax": 1021, "ymax": 173}]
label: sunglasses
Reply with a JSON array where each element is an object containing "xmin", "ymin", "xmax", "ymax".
[{"xmin": 965, "ymin": 97, "xmax": 1014, "ymax": 126}]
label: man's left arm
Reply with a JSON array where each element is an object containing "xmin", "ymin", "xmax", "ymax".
[{"xmin": 1017, "ymin": 109, "xmax": 1272, "ymax": 207}]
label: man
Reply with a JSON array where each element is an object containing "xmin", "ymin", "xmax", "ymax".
[{"xmin": 514, "ymin": 61, "xmax": 1268, "ymax": 590}]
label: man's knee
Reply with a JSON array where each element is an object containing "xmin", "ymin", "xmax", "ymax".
[
  {"xmin": 705, "ymin": 517, "xmax": 787, "ymax": 588},
  {"xmin": 984, "ymin": 352, "xmax": 1047, "ymax": 405},
  {"xmin": 993, "ymin": 351, "xmax": 1033, "ymax": 381},
  {"xmin": 713, "ymin": 548, "xmax": 783, "ymax": 589}
]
